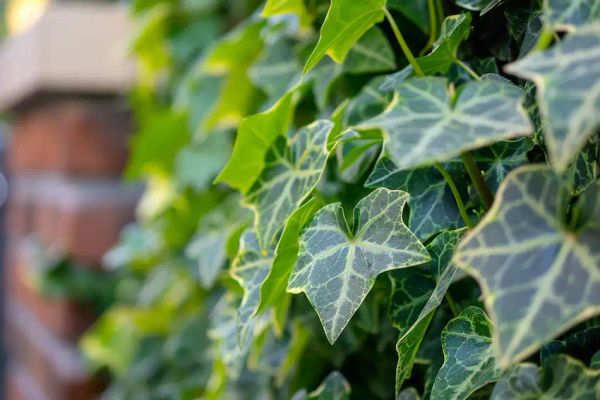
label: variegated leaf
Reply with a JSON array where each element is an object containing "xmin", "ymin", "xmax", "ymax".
[
  {"xmin": 543, "ymin": 0, "xmax": 600, "ymax": 32},
  {"xmin": 230, "ymin": 230, "xmax": 274, "ymax": 344},
  {"xmin": 293, "ymin": 371, "xmax": 351, "ymax": 400},
  {"xmin": 454, "ymin": 165, "xmax": 600, "ymax": 367},
  {"xmin": 505, "ymin": 24, "xmax": 600, "ymax": 170},
  {"xmin": 245, "ymin": 120, "xmax": 334, "ymax": 251},
  {"xmin": 430, "ymin": 307, "xmax": 502, "ymax": 400},
  {"xmin": 390, "ymin": 229, "xmax": 467, "ymax": 391},
  {"xmin": 288, "ymin": 188, "xmax": 431, "ymax": 344},
  {"xmin": 456, "ymin": 0, "xmax": 505, "ymax": 15},
  {"xmin": 366, "ymin": 155, "xmax": 467, "ymax": 240},
  {"xmin": 357, "ymin": 77, "xmax": 532, "ymax": 171},
  {"xmin": 491, "ymin": 355, "xmax": 600, "ymax": 399}
]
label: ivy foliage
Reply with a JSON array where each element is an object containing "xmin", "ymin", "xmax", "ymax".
[{"xmin": 83, "ymin": 0, "xmax": 600, "ymax": 398}]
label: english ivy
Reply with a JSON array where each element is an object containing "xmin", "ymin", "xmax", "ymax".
[{"xmin": 84, "ymin": 0, "xmax": 600, "ymax": 398}]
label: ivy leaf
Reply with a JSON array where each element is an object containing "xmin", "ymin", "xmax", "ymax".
[
  {"xmin": 366, "ymin": 155, "xmax": 467, "ymax": 240},
  {"xmin": 397, "ymin": 387, "xmax": 421, "ymax": 400},
  {"xmin": 490, "ymin": 364, "xmax": 541, "ymax": 400},
  {"xmin": 430, "ymin": 307, "xmax": 502, "ymax": 400},
  {"xmin": 454, "ymin": 165, "xmax": 600, "ymax": 367},
  {"xmin": 543, "ymin": 0, "xmax": 600, "ymax": 32},
  {"xmin": 505, "ymin": 24, "xmax": 600, "ymax": 170},
  {"xmin": 245, "ymin": 120, "xmax": 334, "ymax": 251},
  {"xmin": 345, "ymin": 76, "xmax": 394, "ymax": 126},
  {"xmin": 293, "ymin": 371, "xmax": 352, "ymax": 400},
  {"xmin": 357, "ymin": 77, "xmax": 532, "ymax": 172},
  {"xmin": 456, "ymin": 0, "xmax": 505, "ymax": 15},
  {"xmin": 216, "ymin": 92, "xmax": 295, "ymax": 194},
  {"xmin": 303, "ymin": 0, "xmax": 386, "ymax": 73},
  {"xmin": 230, "ymin": 230, "xmax": 274, "ymax": 344},
  {"xmin": 257, "ymin": 198, "xmax": 324, "ymax": 315},
  {"xmin": 390, "ymin": 229, "xmax": 467, "ymax": 391},
  {"xmin": 541, "ymin": 325, "xmax": 600, "ymax": 364},
  {"xmin": 568, "ymin": 138, "xmax": 600, "ymax": 195},
  {"xmin": 491, "ymin": 355, "xmax": 600, "ymax": 399},
  {"xmin": 418, "ymin": 13, "xmax": 473, "ymax": 75},
  {"xmin": 288, "ymin": 188, "xmax": 431, "ymax": 344}
]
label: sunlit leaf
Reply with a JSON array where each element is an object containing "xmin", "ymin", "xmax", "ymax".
[
  {"xmin": 357, "ymin": 77, "xmax": 532, "ymax": 171},
  {"xmin": 505, "ymin": 24, "xmax": 600, "ymax": 170},
  {"xmin": 262, "ymin": 0, "xmax": 313, "ymax": 27},
  {"xmin": 430, "ymin": 307, "xmax": 502, "ymax": 400},
  {"xmin": 454, "ymin": 165, "xmax": 600, "ymax": 367},
  {"xmin": 245, "ymin": 120, "xmax": 334, "ymax": 250},
  {"xmin": 216, "ymin": 92, "xmax": 295, "ymax": 193},
  {"xmin": 543, "ymin": 0, "xmax": 600, "ymax": 32},
  {"xmin": 288, "ymin": 188, "xmax": 430, "ymax": 344},
  {"xmin": 303, "ymin": 0, "xmax": 386, "ymax": 73}
]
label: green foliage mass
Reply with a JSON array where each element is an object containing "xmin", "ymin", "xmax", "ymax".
[{"xmin": 83, "ymin": 0, "xmax": 600, "ymax": 398}]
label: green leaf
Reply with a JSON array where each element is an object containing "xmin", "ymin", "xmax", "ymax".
[
  {"xmin": 456, "ymin": 0, "xmax": 504, "ymax": 15},
  {"xmin": 215, "ymin": 91, "xmax": 295, "ymax": 193},
  {"xmin": 568, "ymin": 137, "xmax": 600, "ymax": 196},
  {"xmin": 288, "ymin": 188, "xmax": 430, "ymax": 344},
  {"xmin": 418, "ymin": 13, "xmax": 473, "ymax": 75},
  {"xmin": 543, "ymin": 0, "xmax": 600, "ymax": 32},
  {"xmin": 541, "ymin": 325, "xmax": 600, "ymax": 364},
  {"xmin": 366, "ymin": 156, "xmax": 467, "ymax": 240},
  {"xmin": 175, "ymin": 132, "xmax": 231, "ymax": 192},
  {"xmin": 262, "ymin": 0, "xmax": 313, "ymax": 27},
  {"xmin": 304, "ymin": 371, "xmax": 352, "ymax": 400},
  {"xmin": 345, "ymin": 76, "xmax": 394, "ymax": 126},
  {"xmin": 430, "ymin": 307, "xmax": 502, "ymax": 400},
  {"xmin": 390, "ymin": 229, "xmax": 467, "ymax": 391},
  {"xmin": 257, "ymin": 198, "xmax": 324, "ymax": 315},
  {"xmin": 357, "ymin": 77, "xmax": 532, "ymax": 171},
  {"xmin": 490, "ymin": 364, "xmax": 541, "ymax": 400},
  {"xmin": 245, "ymin": 120, "xmax": 334, "ymax": 251},
  {"xmin": 491, "ymin": 355, "xmax": 600, "ymax": 399},
  {"xmin": 454, "ymin": 165, "xmax": 600, "ymax": 367},
  {"xmin": 397, "ymin": 387, "xmax": 421, "ymax": 400},
  {"xmin": 343, "ymin": 27, "xmax": 397, "ymax": 74},
  {"xmin": 505, "ymin": 24, "xmax": 600, "ymax": 170},
  {"xmin": 230, "ymin": 230, "xmax": 274, "ymax": 344},
  {"xmin": 303, "ymin": 0, "xmax": 386, "ymax": 73}
]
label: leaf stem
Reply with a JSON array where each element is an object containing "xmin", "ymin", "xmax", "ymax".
[
  {"xmin": 536, "ymin": 28, "xmax": 554, "ymax": 51},
  {"xmin": 445, "ymin": 292, "xmax": 460, "ymax": 317},
  {"xmin": 454, "ymin": 59, "xmax": 481, "ymax": 81},
  {"xmin": 461, "ymin": 152, "xmax": 495, "ymax": 210},
  {"xmin": 433, "ymin": 162, "xmax": 474, "ymax": 229},
  {"xmin": 384, "ymin": 7, "xmax": 425, "ymax": 77}
]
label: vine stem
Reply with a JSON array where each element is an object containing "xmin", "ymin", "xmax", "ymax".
[
  {"xmin": 461, "ymin": 152, "xmax": 495, "ymax": 210},
  {"xmin": 445, "ymin": 292, "xmax": 460, "ymax": 317},
  {"xmin": 454, "ymin": 59, "xmax": 481, "ymax": 81},
  {"xmin": 384, "ymin": 7, "xmax": 425, "ymax": 77},
  {"xmin": 433, "ymin": 162, "xmax": 474, "ymax": 229}
]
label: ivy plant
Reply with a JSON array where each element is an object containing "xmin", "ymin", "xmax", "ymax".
[{"xmin": 83, "ymin": 0, "xmax": 600, "ymax": 398}]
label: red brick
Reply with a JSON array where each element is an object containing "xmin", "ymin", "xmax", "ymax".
[
  {"xmin": 8, "ymin": 101, "xmax": 130, "ymax": 177},
  {"xmin": 7, "ymin": 241, "xmax": 96, "ymax": 342},
  {"xmin": 5, "ymin": 363, "xmax": 48, "ymax": 400},
  {"xmin": 5, "ymin": 301, "xmax": 105, "ymax": 400}
]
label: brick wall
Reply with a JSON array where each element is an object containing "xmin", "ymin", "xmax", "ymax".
[{"xmin": 3, "ymin": 99, "xmax": 139, "ymax": 400}]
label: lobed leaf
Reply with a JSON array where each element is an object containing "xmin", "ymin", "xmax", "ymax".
[
  {"xmin": 357, "ymin": 77, "xmax": 532, "ymax": 171},
  {"xmin": 288, "ymin": 188, "xmax": 430, "ymax": 344},
  {"xmin": 245, "ymin": 120, "xmax": 334, "ymax": 251},
  {"xmin": 543, "ymin": 0, "xmax": 600, "ymax": 32},
  {"xmin": 454, "ymin": 165, "xmax": 600, "ymax": 367},
  {"xmin": 456, "ymin": 0, "xmax": 505, "ymax": 15},
  {"xmin": 505, "ymin": 24, "xmax": 600, "ymax": 170},
  {"xmin": 430, "ymin": 307, "xmax": 502, "ymax": 400}
]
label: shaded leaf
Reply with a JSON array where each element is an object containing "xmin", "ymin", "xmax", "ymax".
[
  {"xmin": 304, "ymin": 0, "xmax": 386, "ymax": 73},
  {"xmin": 293, "ymin": 371, "xmax": 352, "ymax": 400},
  {"xmin": 358, "ymin": 76, "xmax": 532, "ymax": 171},
  {"xmin": 367, "ymin": 156, "xmax": 467, "ymax": 240},
  {"xmin": 490, "ymin": 364, "xmax": 541, "ymax": 400},
  {"xmin": 387, "ymin": 0, "xmax": 430, "ymax": 32},
  {"xmin": 456, "ymin": 0, "xmax": 505, "ymax": 15},
  {"xmin": 430, "ymin": 307, "xmax": 501, "ymax": 400},
  {"xmin": 454, "ymin": 165, "xmax": 600, "ymax": 367},
  {"xmin": 505, "ymin": 24, "xmax": 600, "ymax": 170},
  {"xmin": 245, "ymin": 120, "xmax": 334, "ymax": 250},
  {"xmin": 288, "ymin": 188, "xmax": 430, "ymax": 344}
]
